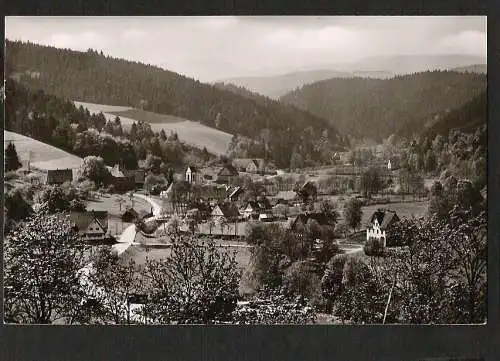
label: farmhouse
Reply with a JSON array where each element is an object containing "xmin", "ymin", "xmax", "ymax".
[
  {"xmin": 366, "ymin": 209, "xmax": 400, "ymax": 247},
  {"xmin": 216, "ymin": 164, "xmax": 239, "ymax": 184},
  {"xmin": 109, "ymin": 164, "xmax": 135, "ymax": 192},
  {"xmin": 185, "ymin": 165, "xmax": 199, "ymax": 184},
  {"xmin": 123, "ymin": 169, "xmax": 146, "ymax": 187},
  {"xmin": 211, "ymin": 202, "xmax": 241, "ymax": 222},
  {"xmin": 241, "ymin": 198, "xmax": 272, "ymax": 219},
  {"xmin": 70, "ymin": 210, "xmax": 109, "ymax": 242},
  {"xmin": 46, "ymin": 168, "xmax": 73, "ymax": 185},
  {"xmin": 291, "ymin": 212, "xmax": 336, "ymax": 231}
]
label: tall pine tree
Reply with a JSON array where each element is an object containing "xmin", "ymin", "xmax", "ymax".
[{"xmin": 5, "ymin": 142, "xmax": 22, "ymax": 171}]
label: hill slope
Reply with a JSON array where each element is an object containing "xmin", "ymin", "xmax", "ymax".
[
  {"xmin": 280, "ymin": 70, "xmax": 486, "ymax": 141},
  {"xmin": 6, "ymin": 40, "xmax": 346, "ymax": 168},
  {"xmin": 423, "ymin": 90, "xmax": 487, "ymax": 138},
  {"xmin": 4, "ymin": 130, "xmax": 83, "ymax": 170},
  {"xmin": 221, "ymin": 69, "xmax": 394, "ymax": 98},
  {"xmin": 74, "ymin": 101, "xmax": 234, "ymax": 156}
]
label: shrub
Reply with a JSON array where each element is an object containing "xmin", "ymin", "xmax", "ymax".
[{"xmin": 363, "ymin": 237, "xmax": 385, "ymax": 256}]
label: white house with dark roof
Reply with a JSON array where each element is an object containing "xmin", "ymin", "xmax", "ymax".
[
  {"xmin": 366, "ymin": 209, "xmax": 400, "ymax": 247},
  {"xmin": 185, "ymin": 165, "xmax": 199, "ymax": 184}
]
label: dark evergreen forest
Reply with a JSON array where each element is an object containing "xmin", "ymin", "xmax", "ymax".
[{"xmin": 280, "ymin": 71, "xmax": 486, "ymax": 141}]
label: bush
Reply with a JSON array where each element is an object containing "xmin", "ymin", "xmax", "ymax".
[{"xmin": 363, "ymin": 237, "xmax": 385, "ymax": 256}]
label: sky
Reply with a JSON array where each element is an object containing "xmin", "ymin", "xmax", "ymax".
[{"xmin": 6, "ymin": 16, "xmax": 487, "ymax": 82}]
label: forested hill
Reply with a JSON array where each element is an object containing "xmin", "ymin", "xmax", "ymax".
[
  {"xmin": 6, "ymin": 40, "xmax": 346, "ymax": 168},
  {"xmin": 280, "ymin": 70, "xmax": 486, "ymax": 141},
  {"xmin": 423, "ymin": 90, "xmax": 487, "ymax": 139}
]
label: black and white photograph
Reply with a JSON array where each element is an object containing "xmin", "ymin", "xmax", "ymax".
[{"xmin": 3, "ymin": 16, "xmax": 487, "ymax": 325}]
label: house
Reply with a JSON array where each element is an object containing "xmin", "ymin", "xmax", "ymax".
[
  {"xmin": 227, "ymin": 186, "xmax": 245, "ymax": 202},
  {"xmin": 109, "ymin": 164, "xmax": 135, "ymax": 192},
  {"xmin": 185, "ymin": 165, "xmax": 199, "ymax": 184},
  {"xmin": 70, "ymin": 211, "xmax": 109, "ymax": 242},
  {"xmin": 241, "ymin": 198, "xmax": 272, "ymax": 219},
  {"xmin": 123, "ymin": 169, "xmax": 146, "ymax": 187},
  {"xmin": 216, "ymin": 164, "xmax": 239, "ymax": 184},
  {"xmin": 232, "ymin": 158, "xmax": 261, "ymax": 173},
  {"xmin": 211, "ymin": 202, "xmax": 241, "ymax": 222},
  {"xmin": 291, "ymin": 212, "xmax": 336, "ymax": 231},
  {"xmin": 273, "ymin": 190, "xmax": 297, "ymax": 206},
  {"xmin": 366, "ymin": 209, "xmax": 400, "ymax": 247},
  {"xmin": 387, "ymin": 156, "xmax": 401, "ymax": 171},
  {"xmin": 46, "ymin": 169, "xmax": 73, "ymax": 185},
  {"xmin": 122, "ymin": 207, "xmax": 153, "ymax": 223}
]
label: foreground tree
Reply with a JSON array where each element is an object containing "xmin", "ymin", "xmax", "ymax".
[
  {"xmin": 4, "ymin": 213, "xmax": 90, "ymax": 324},
  {"xmin": 87, "ymin": 250, "xmax": 144, "ymax": 325},
  {"xmin": 141, "ymin": 236, "xmax": 241, "ymax": 324}
]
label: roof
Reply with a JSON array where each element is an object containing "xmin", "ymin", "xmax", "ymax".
[
  {"xmin": 228, "ymin": 186, "xmax": 244, "ymax": 198},
  {"xmin": 70, "ymin": 211, "xmax": 108, "ymax": 233},
  {"xmin": 110, "ymin": 164, "xmax": 126, "ymax": 178},
  {"xmin": 369, "ymin": 209, "xmax": 400, "ymax": 229},
  {"xmin": 122, "ymin": 207, "xmax": 139, "ymax": 217},
  {"xmin": 218, "ymin": 164, "xmax": 239, "ymax": 177},
  {"xmin": 213, "ymin": 203, "xmax": 240, "ymax": 218},
  {"xmin": 292, "ymin": 212, "xmax": 334, "ymax": 229},
  {"xmin": 123, "ymin": 169, "xmax": 146, "ymax": 183},
  {"xmin": 46, "ymin": 169, "xmax": 73, "ymax": 183}
]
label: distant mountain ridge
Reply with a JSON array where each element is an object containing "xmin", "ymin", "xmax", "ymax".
[
  {"xmin": 221, "ymin": 54, "xmax": 485, "ymax": 98},
  {"xmin": 222, "ymin": 69, "xmax": 394, "ymax": 98}
]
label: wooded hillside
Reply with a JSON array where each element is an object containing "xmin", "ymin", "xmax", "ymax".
[
  {"xmin": 6, "ymin": 40, "xmax": 347, "ymax": 168},
  {"xmin": 280, "ymin": 71, "xmax": 486, "ymax": 141}
]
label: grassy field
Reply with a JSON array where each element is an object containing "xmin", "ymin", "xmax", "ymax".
[
  {"xmin": 4, "ymin": 130, "xmax": 83, "ymax": 170},
  {"xmin": 73, "ymin": 101, "xmax": 233, "ymax": 155},
  {"xmin": 121, "ymin": 241, "xmax": 252, "ymax": 271}
]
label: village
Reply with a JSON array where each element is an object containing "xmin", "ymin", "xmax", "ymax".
[
  {"xmin": 3, "ymin": 16, "xmax": 488, "ymax": 329},
  {"xmin": 25, "ymin": 147, "xmax": 423, "ymax": 264}
]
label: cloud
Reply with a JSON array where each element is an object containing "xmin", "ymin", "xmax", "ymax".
[
  {"xmin": 49, "ymin": 31, "xmax": 110, "ymax": 51},
  {"xmin": 438, "ymin": 30, "xmax": 487, "ymax": 56},
  {"xmin": 122, "ymin": 29, "xmax": 147, "ymax": 41},
  {"xmin": 196, "ymin": 16, "xmax": 239, "ymax": 30}
]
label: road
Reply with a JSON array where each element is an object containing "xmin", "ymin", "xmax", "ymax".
[{"xmin": 111, "ymin": 193, "xmax": 163, "ymax": 256}]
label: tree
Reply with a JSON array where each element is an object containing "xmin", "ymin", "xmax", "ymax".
[
  {"xmin": 360, "ymin": 166, "xmax": 383, "ymax": 198},
  {"xmin": 87, "ymin": 249, "xmax": 144, "ymax": 324},
  {"xmin": 79, "ymin": 156, "xmax": 110, "ymax": 186},
  {"xmin": 5, "ymin": 188, "xmax": 32, "ymax": 222},
  {"xmin": 141, "ymin": 236, "xmax": 240, "ymax": 324},
  {"xmin": 4, "ymin": 213, "xmax": 90, "ymax": 324},
  {"xmin": 39, "ymin": 184, "xmax": 86, "ymax": 213},
  {"xmin": 343, "ymin": 198, "xmax": 363, "ymax": 232},
  {"xmin": 321, "ymin": 254, "xmax": 347, "ymax": 312},
  {"xmin": 5, "ymin": 142, "xmax": 22, "ymax": 171}
]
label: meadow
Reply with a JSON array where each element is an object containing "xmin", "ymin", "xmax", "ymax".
[
  {"xmin": 73, "ymin": 101, "xmax": 233, "ymax": 155},
  {"xmin": 4, "ymin": 130, "xmax": 83, "ymax": 170}
]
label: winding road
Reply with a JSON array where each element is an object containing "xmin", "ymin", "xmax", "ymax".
[{"xmin": 111, "ymin": 193, "xmax": 163, "ymax": 256}]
